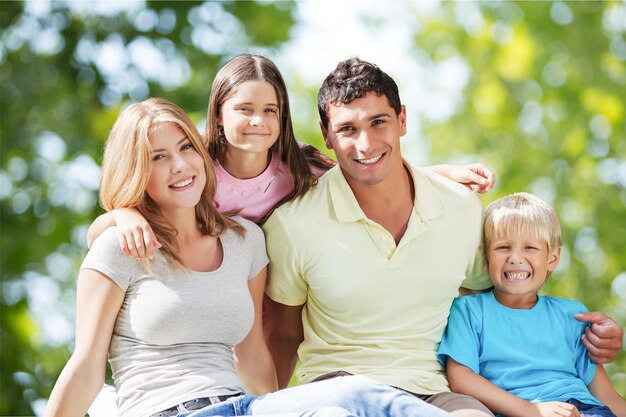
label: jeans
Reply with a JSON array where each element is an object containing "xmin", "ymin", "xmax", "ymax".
[
  {"xmin": 567, "ymin": 399, "xmax": 617, "ymax": 417},
  {"xmin": 180, "ymin": 375, "xmax": 453, "ymax": 417}
]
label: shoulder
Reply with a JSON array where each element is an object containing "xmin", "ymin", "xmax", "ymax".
[
  {"xmin": 82, "ymin": 227, "xmax": 144, "ymax": 288},
  {"xmin": 542, "ymin": 295, "xmax": 588, "ymax": 314},
  {"xmin": 229, "ymin": 216, "xmax": 266, "ymax": 245},
  {"xmin": 266, "ymin": 167, "xmax": 334, "ymax": 222},
  {"xmin": 455, "ymin": 292, "xmax": 488, "ymax": 310},
  {"xmin": 90, "ymin": 226, "xmax": 125, "ymax": 256},
  {"xmin": 416, "ymin": 166, "xmax": 481, "ymax": 207}
]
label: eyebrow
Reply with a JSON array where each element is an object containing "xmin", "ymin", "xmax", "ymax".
[
  {"xmin": 152, "ymin": 136, "xmax": 190, "ymax": 153},
  {"xmin": 333, "ymin": 112, "xmax": 393, "ymax": 128},
  {"xmin": 234, "ymin": 101, "xmax": 279, "ymax": 107}
]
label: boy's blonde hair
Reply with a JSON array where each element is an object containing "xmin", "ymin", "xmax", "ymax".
[
  {"xmin": 100, "ymin": 97, "xmax": 243, "ymax": 269},
  {"xmin": 483, "ymin": 192, "xmax": 562, "ymax": 268}
]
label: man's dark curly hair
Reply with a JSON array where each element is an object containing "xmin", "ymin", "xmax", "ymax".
[{"xmin": 317, "ymin": 57, "xmax": 402, "ymax": 128}]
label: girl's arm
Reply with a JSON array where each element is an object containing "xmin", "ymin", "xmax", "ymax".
[
  {"xmin": 233, "ymin": 267, "xmax": 279, "ymax": 395},
  {"xmin": 86, "ymin": 212, "xmax": 116, "ymax": 248},
  {"xmin": 86, "ymin": 209, "xmax": 160, "ymax": 258},
  {"xmin": 446, "ymin": 357, "xmax": 580, "ymax": 417},
  {"xmin": 424, "ymin": 163, "xmax": 495, "ymax": 193},
  {"xmin": 44, "ymin": 269, "xmax": 125, "ymax": 417},
  {"xmin": 588, "ymin": 365, "xmax": 625, "ymax": 417}
]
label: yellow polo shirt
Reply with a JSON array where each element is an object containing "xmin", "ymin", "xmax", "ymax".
[{"xmin": 263, "ymin": 163, "xmax": 491, "ymax": 395}]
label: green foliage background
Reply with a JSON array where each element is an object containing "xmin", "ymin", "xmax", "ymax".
[{"xmin": 1, "ymin": 1, "xmax": 624, "ymax": 414}]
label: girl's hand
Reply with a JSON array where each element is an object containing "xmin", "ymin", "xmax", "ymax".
[
  {"xmin": 447, "ymin": 163, "xmax": 495, "ymax": 193},
  {"xmin": 112, "ymin": 209, "xmax": 161, "ymax": 259},
  {"xmin": 530, "ymin": 402, "xmax": 580, "ymax": 417},
  {"xmin": 426, "ymin": 163, "xmax": 495, "ymax": 193}
]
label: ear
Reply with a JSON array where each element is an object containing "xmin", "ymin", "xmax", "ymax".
[
  {"xmin": 398, "ymin": 105, "xmax": 407, "ymax": 137},
  {"xmin": 320, "ymin": 121, "xmax": 333, "ymax": 150},
  {"xmin": 547, "ymin": 246, "xmax": 561, "ymax": 272}
]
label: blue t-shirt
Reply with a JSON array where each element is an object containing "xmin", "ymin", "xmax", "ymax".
[{"xmin": 437, "ymin": 291, "xmax": 599, "ymax": 406}]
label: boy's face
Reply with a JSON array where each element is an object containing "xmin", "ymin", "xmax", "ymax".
[{"xmin": 487, "ymin": 235, "xmax": 560, "ymax": 309}]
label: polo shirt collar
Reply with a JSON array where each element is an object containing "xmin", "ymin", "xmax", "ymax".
[{"xmin": 328, "ymin": 161, "xmax": 444, "ymax": 223}]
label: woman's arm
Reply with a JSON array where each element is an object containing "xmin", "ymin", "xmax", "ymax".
[
  {"xmin": 424, "ymin": 163, "xmax": 495, "ymax": 193},
  {"xmin": 233, "ymin": 267, "xmax": 279, "ymax": 395},
  {"xmin": 588, "ymin": 365, "xmax": 625, "ymax": 417},
  {"xmin": 86, "ymin": 209, "xmax": 160, "ymax": 258},
  {"xmin": 446, "ymin": 357, "xmax": 580, "ymax": 417},
  {"xmin": 44, "ymin": 269, "xmax": 125, "ymax": 417}
]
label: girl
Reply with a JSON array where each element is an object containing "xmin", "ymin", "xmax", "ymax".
[
  {"xmin": 87, "ymin": 54, "xmax": 495, "ymax": 257},
  {"xmin": 45, "ymin": 98, "xmax": 453, "ymax": 417}
]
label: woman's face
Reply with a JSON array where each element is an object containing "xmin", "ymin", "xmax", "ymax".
[
  {"xmin": 145, "ymin": 123, "xmax": 206, "ymax": 215},
  {"xmin": 219, "ymin": 80, "xmax": 280, "ymax": 156}
]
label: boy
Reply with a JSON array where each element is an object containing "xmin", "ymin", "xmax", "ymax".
[{"xmin": 438, "ymin": 192, "xmax": 625, "ymax": 417}]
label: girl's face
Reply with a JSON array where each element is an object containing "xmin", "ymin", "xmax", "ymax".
[
  {"xmin": 219, "ymin": 80, "xmax": 280, "ymax": 156},
  {"xmin": 145, "ymin": 123, "xmax": 206, "ymax": 215}
]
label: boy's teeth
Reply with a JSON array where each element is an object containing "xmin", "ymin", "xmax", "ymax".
[
  {"xmin": 171, "ymin": 178, "xmax": 192, "ymax": 188},
  {"xmin": 505, "ymin": 272, "xmax": 530, "ymax": 280},
  {"xmin": 358, "ymin": 154, "xmax": 382, "ymax": 165}
]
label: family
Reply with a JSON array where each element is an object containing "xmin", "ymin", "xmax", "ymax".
[{"xmin": 44, "ymin": 55, "xmax": 625, "ymax": 417}]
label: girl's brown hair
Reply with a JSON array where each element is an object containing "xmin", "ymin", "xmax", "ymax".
[
  {"xmin": 206, "ymin": 54, "xmax": 334, "ymax": 221},
  {"xmin": 100, "ymin": 97, "xmax": 243, "ymax": 269}
]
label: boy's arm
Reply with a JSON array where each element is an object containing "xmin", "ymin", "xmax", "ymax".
[
  {"xmin": 446, "ymin": 357, "xmax": 581, "ymax": 417},
  {"xmin": 588, "ymin": 365, "xmax": 625, "ymax": 417},
  {"xmin": 424, "ymin": 163, "xmax": 495, "ymax": 193}
]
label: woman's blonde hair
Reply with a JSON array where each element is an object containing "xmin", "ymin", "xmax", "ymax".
[
  {"xmin": 100, "ymin": 97, "xmax": 243, "ymax": 269},
  {"xmin": 483, "ymin": 192, "xmax": 562, "ymax": 268}
]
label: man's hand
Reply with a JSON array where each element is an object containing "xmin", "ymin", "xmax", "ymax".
[{"xmin": 575, "ymin": 311, "xmax": 624, "ymax": 364}]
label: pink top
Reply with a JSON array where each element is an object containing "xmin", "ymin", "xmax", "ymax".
[{"xmin": 214, "ymin": 151, "xmax": 296, "ymax": 224}]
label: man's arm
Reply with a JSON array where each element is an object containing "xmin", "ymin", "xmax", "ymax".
[
  {"xmin": 263, "ymin": 295, "xmax": 304, "ymax": 388},
  {"xmin": 575, "ymin": 311, "xmax": 624, "ymax": 364}
]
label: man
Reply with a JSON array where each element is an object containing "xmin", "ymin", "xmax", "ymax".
[{"xmin": 263, "ymin": 57, "xmax": 623, "ymax": 416}]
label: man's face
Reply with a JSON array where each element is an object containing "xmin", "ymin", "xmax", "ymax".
[{"xmin": 321, "ymin": 92, "xmax": 406, "ymax": 189}]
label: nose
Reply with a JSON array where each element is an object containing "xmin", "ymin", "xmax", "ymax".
[
  {"xmin": 249, "ymin": 113, "xmax": 264, "ymax": 126},
  {"xmin": 171, "ymin": 152, "xmax": 186, "ymax": 173},
  {"xmin": 354, "ymin": 131, "xmax": 373, "ymax": 154},
  {"xmin": 508, "ymin": 250, "xmax": 524, "ymax": 264}
]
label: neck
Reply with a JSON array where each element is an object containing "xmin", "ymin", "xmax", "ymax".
[
  {"xmin": 221, "ymin": 148, "xmax": 271, "ymax": 179},
  {"xmin": 162, "ymin": 207, "xmax": 201, "ymax": 242},
  {"xmin": 347, "ymin": 163, "xmax": 414, "ymax": 244},
  {"xmin": 493, "ymin": 290, "xmax": 539, "ymax": 309}
]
